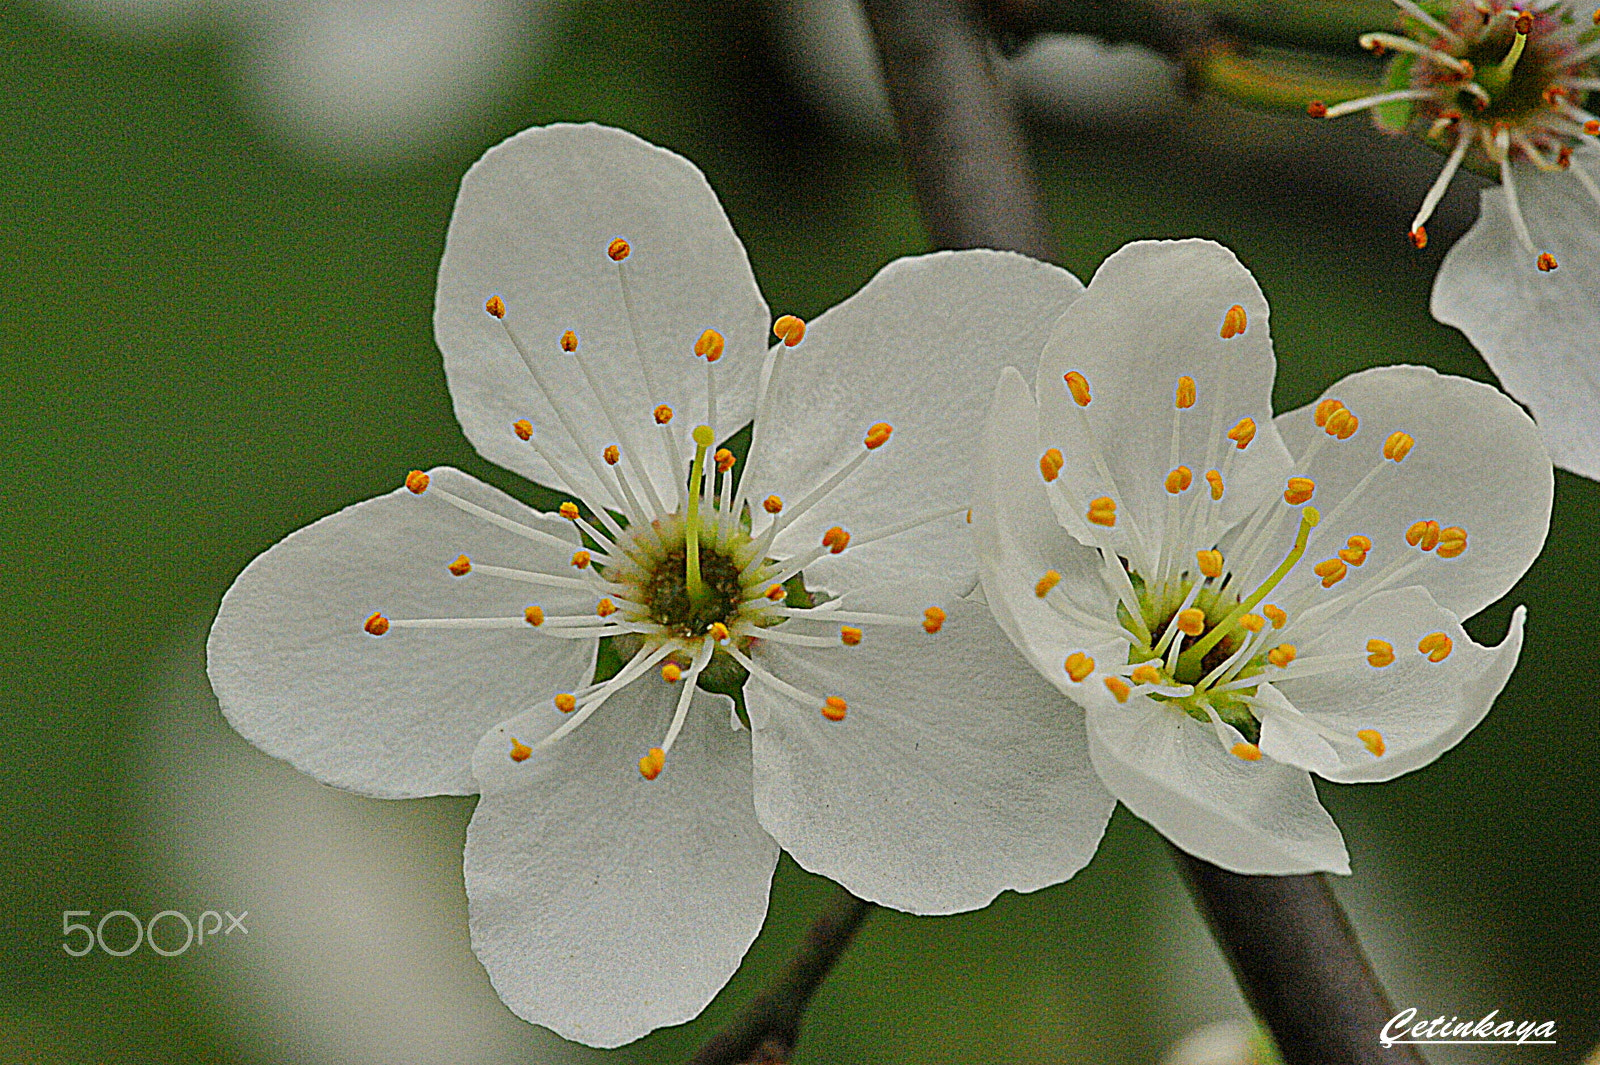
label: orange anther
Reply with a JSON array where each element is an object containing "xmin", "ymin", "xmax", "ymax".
[
  {"xmin": 1040, "ymin": 448, "xmax": 1065, "ymax": 482},
  {"xmin": 1538, "ymin": 253, "xmax": 1558, "ymax": 272},
  {"xmin": 1418, "ymin": 631, "xmax": 1453, "ymax": 662},
  {"xmin": 1267, "ymin": 643, "xmax": 1297, "ymax": 668},
  {"xmin": 1176, "ymin": 376, "xmax": 1197, "ymax": 409},
  {"xmin": 1314, "ymin": 399, "xmax": 1344, "ymax": 428},
  {"xmin": 1284, "ymin": 478, "xmax": 1315, "ymax": 505},
  {"xmin": 1105, "ymin": 676, "xmax": 1131, "ymax": 703},
  {"xmin": 1383, "ymin": 431, "xmax": 1414, "ymax": 461},
  {"xmin": 1176, "ymin": 609, "xmax": 1206, "ymax": 637},
  {"xmin": 448, "ymin": 554, "xmax": 472, "ymax": 577},
  {"xmin": 1231, "ymin": 742, "xmax": 1263, "ymax": 761},
  {"xmin": 1166, "ymin": 466, "xmax": 1194, "ymax": 494},
  {"xmin": 1324, "ymin": 407, "xmax": 1354, "ymax": 437},
  {"xmin": 923, "ymin": 606, "xmax": 946, "ymax": 634},
  {"xmin": 1240, "ymin": 613, "xmax": 1265, "ymax": 633},
  {"xmin": 1131, "ymin": 664, "xmax": 1162, "ymax": 686},
  {"xmin": 1436, "ymin": 526, "xmax": 1467, "ymax": 559},
  {"xmin": 1313, "ymin": 557, "xmax": 1347, "ymax": 587},
  {"xmin": 1221, "ymin": 304, "xmax": 1247, "ymax": 338},
  {"xmin": 509, "ymin": 737, "xmax": 532, "ymax": 763},
  {"xmin": 1347, "ymin": 534, "xmax": 1372, "ymax": 553},
  {"xmin": 1227, "ymin": 419, "xmax": 1255, "ymax": 450},
  {"xmin": 1588, "ymin": 120, "xmax": 1600, "ymax": 135},
  {"xmin": 1407, "ymin": 520, "xmax": 1441, "ymax": 551},
  {"xmin": 639, "ymin": 747, "xmax": 665, "ymax": 780},
  {"xmin": 822, "ymin": 696, "xmax": 849, "ymax": 721},
  {"xmin": 763, "ymin": 495, "xmax": 783, "ymax": 514},
  {"xmin": 773, "ymin": 314, "xmax": 806, "ymax": 346},
  {"xmin": 555, "ymin": 693, "xmax": 577, "ymax": 713},
  {"xmin": 1337, "ymin": 413, "xmax": 1358, "ymax": 439},
  {"xmin": 765, "ymin": 583, "xmax": 786, "ymax": 601},
  {"xmin": 558, "ymin": 502, "xmax": 580, "ymax": 520},
  {"xmin": 405, "ymin": 470, "xmax": 430, "ymax": 494},
  {"xmin": 822, "ymin": 526, "xmax": 851, "ymax": 553},
  {"xmin": 363, "ymin": 612, "xmax": 390, "ymax": 636},
  {"xmin": 571, "ymin": 550, "xmax": 591, "ymax": 569},
  {"xmin": 1087, "ymin": 496, "xmax": 1117, "ymax": 527},
  {"xmin": 1307, "ymin": 100, "xmax": 1328, "ymax": 118},
  {"xmin": 1357, "ymin": 729, "xmax": 1386, "ymax": 757},
  {"xmin": 1065, "ymin": 652, "xmax": 1095, "ymax": 682},
  {"xmin": 603, "ymin": 444, "xmax": 621, "ymax": 465},
  {"xmin": 864, "ymin": 422, "xmax": 893, "ymax": 450},
  {"xmin": 1064, "ymin": 371, "xmax": 1092, "ymax": 406},
  {"xmin": 1197, "ymin": 549, "xmax": 1223, "ymax": 578},
  {"xmin": 1514, "ymin": 11, "xmax": 1532, "ymax": 33},
  {"xmin": 1409, "ymin": 226, "xmax": 1428, "ymax": 249},
  {"xmin": 709, "ymin": 622, "xmax": 730, "ymax": 643},
  {"xmin": 654, "ymin": 404, "xmax": 674, "ymax": 425},
  {"xmin": 1035, "ymin": 570, "xmax": 1062, "ymax": 598},
  {"xmin": 695, "ymin": 328, "xmax": 725, "ymax": 362},
  {"xmin": 1263, "ymin": 604, "xmax": 1287, "ymax": 629},
  {"xmin": 513, "ymin": 419, "xmax": 534, "ymax": 441},
  {"xmin": 1206, "ymin": 469, "xmax": 1224, "ymax": 500},
  {"xmin": 662, "ymin": 662, "xmax": 682, "ymax": 683},
  {"xmin": 485, "ymin": 295, "xmax": 506, "ymax": 319},
  {"xmin": 560, "ymin": 329, "xmax": 578, "ymax": 352},
  {"xmin": 607, "ymin": 238, "xmax": 631, "ymax": 262},
  {"xmin": 714, "ymin": 448, "xmax": 736, "ymax": 473},
  {"xmin": 840, "ymin": 626, "xmax": 863, "ymax": 646},
  {"xmin": 525, "ymin": 605, "xmax": 545, "ymax": 627},
  {"xmin": 1366, "ymin": 639, "xmax": 1395, "ymax": 667},
  {"xmin": 596, "ymin": 598, "xmax": 618, "ymax": 617}
]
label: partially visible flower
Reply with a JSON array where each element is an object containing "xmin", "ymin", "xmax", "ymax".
[
  {"xmin": 975, "ymin": 239, "xmax": 1551, "ymax": 874},
  {"xmin": 210, "ymin": 123, "xmax": 1103, "ymax": 1046}
]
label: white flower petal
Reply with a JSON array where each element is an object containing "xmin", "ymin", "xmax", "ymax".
[
  {"xmin": 756, "ymin": 249, "xmax": 1083, "ymax": 596},
  {"xmin": 207, "ymin": 467, "xmax": 594, "ymax": 798},
  {"xmin": 435, "ymin": 123, "xmax": 769, "ymax": 505},
  {"xmin": 466, "ymin": 675, "xmax": 778, "ymax": 1048},
  {"xmin": 1433, "ymin": 147, "xmax": 1600, "ymax": 480},
  {"xmin": 1035, "ymin": 239, "xmax": 1292, "ymax": 564},
  {"xmin": 747, "ymin": 599, "xmax": 1116, "ymax": 915},
  {"xmin": 1270, "ymin": 365, "xmax": 1551, "ymax": 619},
  {"xmin": 1084, "ymin": 695, "xmax": 1350, "ymax": 875},
  {"xmin": 1254, "ymin": 684, "xmax": 1342, "ymax": 777},
  {"xmin": 1273, "ymin": 588, "xmax": 1525, "ymax": 784}
]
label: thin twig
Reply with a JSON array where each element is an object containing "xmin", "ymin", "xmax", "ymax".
[{"xmin": 686, "ymin": 885, "xmax": 873, "ymax": 1065}]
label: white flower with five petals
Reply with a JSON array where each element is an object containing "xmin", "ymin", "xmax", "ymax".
[
  {"xmin": 208, "ymin": 122, "xmax": 1109, "ymax": 1047},
  {"xmin": 974, "ymin": 239, "xmax": 1552, "ymax": 875}
]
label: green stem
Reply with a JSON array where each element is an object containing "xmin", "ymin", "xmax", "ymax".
[{"xmin": 685, "ymin": 425, "xmax": 714, "ymax": 604}]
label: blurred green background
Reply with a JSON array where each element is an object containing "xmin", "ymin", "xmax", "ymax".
[{"xmin": 2, "ymin": 1, "xmax": 1595, "ymax": 1062}]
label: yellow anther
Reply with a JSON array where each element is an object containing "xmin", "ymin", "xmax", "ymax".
[
  {"xmin": 714, "ymin": 448, "xmax": 736, "ymax": 473},
  {"xmin": 1231, "ymin": 742, "xmax": 1263, "ymax": 762},
  {"xmin": 607, "ymin": 238, "xmax": 631, "ymax": 262},
  {"xmin": 1165, "ymin": 466, "xmax": 1193, "ymax": 494},
  {"xmin": 1283, "ymin": 478, "xmax": 1315, "ymax": 506},
  {"xmin": 1347, "ymin": 534, "xmax": 1372, "ymax": 553},
  {"xmin": 1197, "ymin": 549, "xmax": 1223, "ymax": 579},
  {"xmin": 1336, "ymin": 413, "xmax": 1358, "ymax": 439},
  {"xmin": 662, "ymin": 662, "xmax": 682, "ymax": 683},
  {"xmin": 1040, "ymin": 448, "xmax": 1064, "ymax": 482},
  {"xmin": 448, "ymin": 554, "xmax": 472, "ymax": 577},
  {"xmin": 639, "ymin": 747, "xmax": 665, "ymax": 780},
  {"xmin": 558, "ymin": 501, "xmax": 580, "ymax": 520},
  {"xmin": 513, "ymin": 419, "xmax": 533, "ymax": 441},
  {"xmin": 1220, "ymin": 304, "xmax": 1247, "ymax": 339},
  {"xmin": 773, "ymin": 314, "xmax": 806, "ymax": 346},
  {"xmin": 1131, "ymin": 664, "xmax": 1163, "ymax": 686},
  {"xmin": 524, "ymin": 605, "xmax": 545, "ymax": 627},
  {"xmin": 363, "ymin": 612, "xmax": 390, "ymax": 636},
  {"xmin": 763, "ymin": 495, "xmax": 783, "ymax": 514},
  {"xmin": 508, "ymin": 737, "xmax": 532, "ymax": 763},
  {"xmin": 923, "ymin": 606, "xmax": 946, "ymax": 633},
  {"xmin": 1314, "ymin": 399, "xmax": 1344, "ymax": 428},
  {"xmin": 1357, "ymin": 729, "xmax": 1386, "ymax": 757},
  {"xmin": 555, "ymin": 693, "xmax": 577, "ymax": 713},
  {"xmin": 709, "ymin": 622, "xmax": 730, "ymax": 643},
  {"xmin": 405, "ymin": 470, "xmax": 430, "ymax": 494},
  {"xmin": 1267, "ymin": 643, "xmax": 1297, "ymax": 668},
  {"xmin": 1366, "ymin": 638, "xmax": 1395, "ymax": 667},
  {"xmin": 692, "ymin": 425, "xmax": 715, "ymax": 448},
  {"xmin": 1436, "ymin": 526, "xmax": 1467, "ymax": 559},
  {"xmin": 1206, "ymin": 469, "xmax": 1224, "ymax": 500},
  {"xmin": 822, "ymin": 526, "xmax": 851, "ymax": 554},
  {"xmin": 596, "ymin": 598, "xmax": 618, "ymax": 617},
  {"xmin": 864, "ymin": 422, "xmax": 894, "ymax": 450},
  {"xmin": 1409, "ymin": 226, "xmax": 1428, "ymax": 250},
  {"xmin": 1538, "ymin": 251, "xmax": 1560, "ymax": 271},
  {"xmin": 1065, "ymin": 652, "xmax": 1095, "ymax": 682},
  {"xmin": 1175, "ymin": 376, "xmax": 1197, "ymax": 409},
  {"xmin": 1407, "ymin": 519, "xmax": 1441, "ymax": 551},
  {"xmin": 1227, "ymin": 418, "xmax": 1256, "ymax": 450},
  {"xmin": 695, "ymin": 328, "xmax": 725, "ymax": 362},
  {"xmin": 1593, "ymin": 6, "xmax": 1599, "ymax": 24},
  {"xmin": 1383, "ymin": 431, "xmax": 1415, "ymax": 462},
  {"xmin": 485, "ymin": 295, "xmax": 506, "ymax": 319},
  {"xmin": 1263, "ymin": 604, "xmax": 1288, "ymax": 629},
  {"xmin": 966, "ymin": 509, "xmax": 972, "ymax": 523},
  {"xmin": 1239, "ymin": 613, "xmax": 1265, "ymax": 633},
  {"xmin": 765, "ymin": 583, "xmax": 786, "ymax": 601},
  {"xmin": 571, "ymin": 550, "xmax": 591, "ymax": 569},
  {"xmin": 603, "ymin": 444, "xmax": 620, "ymax": 465},
  {"xmin": 560, "ymin": 329, "xmax": 578, "ymax": 352},
  {"xmin": 1087, "ymin": 496, "xmax": 1117, "ymax": 527},
  {"xmin": 1063, "ymin": 371, "xmax": 1092, "ymax": 406},
  {"xmin": 654, "ymin": 404, "xmax": 674, "ymax": 425},
  {"xmin": 1176, "ymin": 608, "xmax": 1206, "ymax": 637},
  {"xmin": 1324, "ymin": 407, "xmax": 1355, "ymax": 438},
  {"xmin": 1313, "ymin": 557, "xmax": 1347, "ymax": 587},
  {"xmin": 1035, "ymin": 570, "xmax": 1062, "ymax": 598},
  {"xmin": 1105, "ymin": 676, "xmax": 1131, "ymax": 703},
  {"xmin": 821, "ymin": 696, "xmax": 848, "ymax": 721},
  {"xmin": 840, "ymin": 626, "xmax": 863, "ymax": 646},
  {"xmin": 1418, "ymin": 632, "xmax": 1453, "ymax": 662},
  {"xmin": 1339, "ymin": 536, "xmax": 1371, "ymax": 566}
]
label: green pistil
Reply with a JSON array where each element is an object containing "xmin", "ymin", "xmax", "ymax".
[{"xmin": 685, "ymin": 425, "xmax": 714, "ymax": 605}]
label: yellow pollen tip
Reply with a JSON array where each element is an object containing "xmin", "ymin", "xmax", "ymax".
[
  {"xmin": 513, "ymin": 419, "xmax": 533, "ymax": 441},
  {"xmin": 485, "ymin": 295, "xmax": 506, "ymax": 319},
  {"xmin": 560, "ymin": 329, "xmax": 578, "ymax": 353},
  {"xmin": 1231, "ymin": 742, "xmax": 1263, "ymax": 762},
  {"xmin": 1283, "ymin": 478, "xmax": 1315, "ymax": 506},
  {"xmin": 1176, "ymin": 376, "xmax": 1197, "ymax": 409},
  {"xmin": 864, "ymin": 423, "xmax": 894, "ymax": 450},
  {"xmin": 1227, "ymin": 418, "xmax": 1255, "ymax": 450},
  {"xmin": 709, "ymin": 622, "xmax": 730, "ymax": 642},
  {"xmin": 765, "ymin": 583, "xmax": 785, "ymax": 601},
  {"xmin": 840, "ymin": 626, "xmax": 863, "ymax": 646},
  {"xmin": 1339, "ymin": 539, "xmax": 1370, "ymax": 566},
  {"xmin": 923, "ymin": 606, "xmax": 946, "ymax": 633},
  {"xmin": 555, "ymin": 693, "xmax": 577, "ymax": 713},
  {"xmin": 607, "ymin": 238, "xmax": 631, "ymax": 262},
  {"xmin": 509, "ymin": 737, "xmax": 532, "ymax": 763},
  {"xmin": 1313, "ymin": 557, "xmax": 1348, "ymax": 588},
  {"xmin": 1409, "ymin": 226, "xmax": 1428, "ymax": 250},
  {"xmin": 1064, "ymin": 371, "xmax": 1092, "ymax": 406},
  {"xmin": 1131, "ymin": 664, "xmax": 1162, "ymax": 686},
  {"xmin": 714, "ymin": 448, "xmax": 735, "ymax": 473},
  {"xmin": 1383, "ymin": 431, "xmax": 1415, "ymax": 461},
  {"xmin": 639, "ymin": 747, "xmax": 665, "ymax": 780},
  {"xmin": 1593, "ymin": 6, "xmax": 1600, "ymax": 25},
  {"xmin": 662, "ymin": 662, "xmax": 682, "ymax": 683},
  {"xmin": 1538, "ymin": 253, "xmax": 1558, "ymax": 272},
  {"xmin": 603, "ymin": 444, "xmax": 620, "ymax": 465},
  {"xmin": 524, "ymin": 605, "xmax": 544, "ymax": 627},
  {"xmin": 1165, "ymin": 466, "xmax": 1193, "ymax": 494},
  {"xmin": 1314, "ymin": 398, "xmax": 1344, "ymax": 428},
  {"xmin": 1324, "ymin": 407, "xmax": 1355, "ymax": 438},
  {"xmin": 692, "ymin": 424, "xmax": 715, "ymax": 448},
  {"xmin": 1514, "ymin": 11, "xmax": 1533, "ymax": 34},
  {"xmin": 1588, "ymin": 119, "xmax": 1600, "ymax": 135},
  {"xmin": 558, "ymin": 502, "xmax": 580, "ymax": 520},
  {"xmin": 1419, "ymin": 631, "xmax": 1453, "ymax": 662},
  {"xmin": 1040, "ymin": 448, "xmax": 1065, "ymax": 482},
  {"xmin": 1307, "ymin": 99, "xmax": 1328, "ymax": 118},
  {"xmin": 654, "ymin": 405, "xmax": 674, "ymax": 425},
  {"xmin": 1065, "ymin": 652, "xmax": 1095, "ymax": 682},
  {"xmin": 822, "ymin": 696, "xmax": 848, "ymax": 721},
  {"xmin": 1197, "ymin": 549, "xmax": 1223, "ymax": 578},
  {"xmin": 1267, "ymin": 643, "xmax": 1297, "ymax": 668},
  {"xmin": 1240, "ymin": 613, "xmax": 1265, "ymax": 633},
  {"xmin": 571, "ymin": 550, "xmax": 591, "ymax": 569},
  {"xmin": 1035, "ymin": 570, "xmax": 1062, "ymax": 598},
  {"xmin": 763, "ymin": 495, "xmax": 783, "ymax": 514},
  {"xmin": 405, "ymin": 470, "xmax": 430, "ymax": 494},
  {"xmin": 1407, "ymin": 519, "xmax": 1442, "ymax": 552},
  {"xmin": 1220, "ymin": 304, "xmax": 1247, "ymax": 339},
  {"xmin": 596, "ymin": 598, "xmax": 618, "ymax": 618},
  {"xmin": 822, "ymin": 526, "xmax": 851, "ymax": 554},
  {"xmin": 1087, "ymin": 496, "xmax": 1117, "ymax": 527},
  {"xmin": 773, "ymin": 314, "xmax": 806, "ymax": 346},
  {"xmin": 448, "ymin": 554, "xmax": 472, "ymax": 577},
  {"xmin": 1263, "ymin": 604, "xmax": 1288, "ymax": 629},
  {"xmin": 363, "ymin": 612, "xmax": 390, "ymax": 636},
  {"xmin": 695, "ymin": 328, "xmax": 725, "ymax": 362},
  {"xmin": 1366, "ymin": 639, "xmax": 1395, "ymax": 667},
  {"xmin": 1176, "ymin": 608, "xmax": 1206, "ymax": 637},
  {"xmin": 1436, "ymin": 526, "xmax": 1467, "ymax": 559},
  {"xmin": 1358, "ymin": 729, "xmax": 1386, "ymax": 757},
  {"xmin": 1206, "ymin": 469, "xmax": 1224, "ymax": 500},
  {"xmin": 1105, "ymin": 676, "xmax": 1131, "ymax": 703}
]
